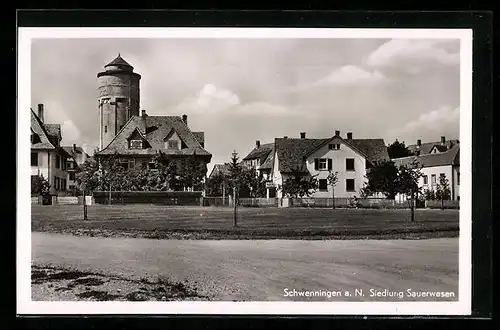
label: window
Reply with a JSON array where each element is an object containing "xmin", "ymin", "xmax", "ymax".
[
  {"xmin": 31, "ymin": 152, "xmax": 38, "ymax": 166},
  {"xmin": 319, "ymin": 179, "xmax": 328, "ymax": 191},
  {"xmin": 167, "ymin": 140, "xmax": 179, "ymax": 150},
  {"xmin": 346, "ymin": 158, "xmax": 355, "ymax": 171},
  {"xmin": 129, "ymin": 140, "xmax": 143, "ymax": 149},
  {"xmin": 61, "ymin": 179, "xmax": 66, "ymax": 191},
  {"xmin": 457, "ymin": 172, "xmax": 460, "ymax": 185},
  {"xmin": 55, "ymin": 155, "xmax": 60, "ymax": 169},
  {"xmin": 69, "ymin": 172, "xmax": 75, "ymax": 180},
  {"xmin": 149, "ymin": 162, "xmax": 156, "ymax": 170},
  {"xmin": 346, "ymin": 179, "xmax": 355, "ymax": 192},
  {"xmin": 431, "ymin": 174, "xmax": 436, "ymax": 185},
  {"xmin": 55, "ymin": 177, "xmax": 59, "ymax": 191},
  {"xmin": 440, "ymin": 173, "xmax": 446, "ymax": 179},
  {"xmin": 104, "ymin": 126, "xmax": 108, "ymax": 133},
  {"xmin": 423, "ymin": 175, "xmax": 428, "ymax": 185},
  {"xmin": 319, "ymin": 158, "xmax": 327, "ymax": 170},
  {"xmin": 62, "ymin": 158, "xmax": 66, "ymax": 171},
  {"xmin": 328, "ymin": 143, "xmax": 341, "ymax": 150},
  {"xmin": 315, "ymin": 158, "xmax": 332, "ymax": 171},
  {"xmin": 67, "ymin": 162, "xmax": 73, "ymax": 169}
]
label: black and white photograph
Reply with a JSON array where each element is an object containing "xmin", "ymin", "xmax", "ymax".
[{"xmin": 17, "ymin": 27, "xmax": 473, "ymax": 315}]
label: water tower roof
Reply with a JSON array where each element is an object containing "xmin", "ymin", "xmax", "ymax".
[{"xmin": 105, "ymin": 54, "xmax": 133, "ymax": 69}]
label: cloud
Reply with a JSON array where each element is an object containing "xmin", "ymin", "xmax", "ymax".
[
  {"xmin": 60, "ymin": 120, "xmax": 81, "ymax": 145},
  {"xmin": 293, "ymin": 65, "xmax": 387, "ymax": 91},
  {"xmin": 366, "ymin": 39, "xmax": 460, "ymax": 71},
  {"xmin": 174, "ymin": 84, "xmax": 303, "ymax": 117},
  {"xmin": 387, "ymin": 105, "xmax": 460, "ymax": 142}
]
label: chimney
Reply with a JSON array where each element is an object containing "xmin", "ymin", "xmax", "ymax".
[
  {"xmin": 256, "ymin": 140, "xmax": 260, "ymax": 148},
  {"xmin": 347, "ymin": 132, "xmax": 352, "ymax": 140},
  {"xmin": 37, "ymin": 104, "xmax": 44, "ymax": 123},
  {"xmin": 300, "ymin": 132, "xmax": 306, "ymax": 139},
  {"xmin": 335, "ymin": 130, "xmax": 340, "ymax": 136},
  {"xmin": 417, "ymin": 139, "xmax": 421, "ymax": 147},
  {"xmin": 441, "ymin": 136, "xmax": 446, "ymax": 145},
  {"xmin": 73, "ymin": 143, "xmax": 76, "ymax": 153},
  {"xmin": 182, "ymin": 114, "xmax": 188, "ymax": 125},
  {"xmin": 141, "ymin": 109, "xmax": 147, "ymax": 117}
]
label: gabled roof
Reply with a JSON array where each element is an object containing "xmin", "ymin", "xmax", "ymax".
[
  {"xmin": 96, "ymin": 115, "xmax": 212, "ymax": 157},
  {"xmin": 274, "ymin": 136, "xmax": 390, "ymax": 173},
  {"xmin": 275, "ymin": 138, "xmax": 331, "ymax": 173},
  {"xmin": 44, "ymin": 124, "xmax": 61, "ymax": 140},
  {"xmin": 392, "ymin": 144, "xmax": 460, "ymax": 168},
  {"xmin": 208, "ymin": 163, "xmax": 232, "ymax": 178},
  {"xmin": 192, "ymin": 132, "xmax": 205, "ymax": 145},
  {"xmin": 62, "ymin": 146, "xmax": 87, "ymax": 155},
  {"xmin": 347, "ymin": 139, "xmax": 390, "ymax": 164},
  {"xmin": 30, "ymin": 109, "xmax": 55, "ymax": 150},
  {"xmin": 259, "ymin": 147, "xmax": 275, "ymax": 170},
  {"xmin": 406, "ymin": 139, "xmax": 459, "ymax": 156},
  {"xmin": 105, "ymin": 54, "xmax": 132, "ymax": 68},
  {"xmin": 243, "ymin": 143, "xmax": 274, "ymax": 161}
]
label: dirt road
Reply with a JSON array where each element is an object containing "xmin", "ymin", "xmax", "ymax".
[{"xmin": 32, "ymin": 233, "xmax": 459, "ymax": 301}]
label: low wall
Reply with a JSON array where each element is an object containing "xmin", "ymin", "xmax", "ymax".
[
  {"xmin": 92, "ymin": 191, "xmax": 203, "ymax": 205},
  {"xmin": 425, "ymin": 200, "xmax": 460, "ymax": 209}
]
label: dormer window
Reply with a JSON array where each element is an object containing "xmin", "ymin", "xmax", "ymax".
[
  {"xmin": 167, "ymin": 140, "xmax": 179, "ymax": 150},
  {"xmin": 129, "ymin": 139, "xmax": 143, "ymax": 149}
]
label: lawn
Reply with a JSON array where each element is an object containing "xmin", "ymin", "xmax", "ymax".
[{"xmin": 31, "ymin": 205, "xmax": 459, "ymax": 240}]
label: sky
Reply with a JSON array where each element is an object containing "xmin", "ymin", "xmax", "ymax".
[{"xmin": 31, "ymin": 37, "xmax": 461, "ymax": 173}]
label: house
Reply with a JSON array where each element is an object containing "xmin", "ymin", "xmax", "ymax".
[
  {"xmin": 95, "ymin": 111, "xmax": 212, "ymax": 188},
  {"xmin": 30, "ymin": 104, "xmax": 71, "ymax": 195},
  {"xmin": 406, "ymin": 136, "xmax": 459, "ymax": 156},
  {"xmin": 242, "ymin": 140, "xmax": 275, "ymax": 180},
  {"xmin": 208, "ymin": 163, "xmax": 232, "ymax": 180},
  {"xmin": 268, "ymin": 131, "xmax": 390, "ymax": 199},
  {"xmin": 392, "ymin": 143, "xmax": 460, "ymax": 201},
  {"xmin": 62, "ymin": 144, "xmax": 90, "ymax": 194}
]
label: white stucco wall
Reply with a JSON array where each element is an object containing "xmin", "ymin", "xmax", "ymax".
[
  {"xmin": 419, "ymin": 165, "xmax": 455, "ymax": 199},
  {"xmin": 271, "ymin": 137, "xmax": 368, "ymax": 198},
  {"xmin": 31, "ymin": 150, "xmax": 69, "ymax": 195},
  {"xmin": 452, "ymin": 166, "xmax": 460, "ymax": 200},
  {"xmin": 306, "ymin": 137, "xmax": 367, "ymax": 198}
]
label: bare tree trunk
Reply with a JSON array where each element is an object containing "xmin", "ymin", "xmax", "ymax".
[
  {"xmin": 332, "ymin": 185, "xmax": 335, "ymax": 209},
  {"xmin": 233, "ymin": 186, "xmax": 237, "ymax": 227},
  {"xmin": 83, "ymin": 190, "xmax": 88, "ymax": 220},
  {"xmin": 410, "ymin": 190, "xmax": 415, "ymax": 222},
  {"xmin": 109, "ymin": 183, "xmax": 112, "ymax": 205}
]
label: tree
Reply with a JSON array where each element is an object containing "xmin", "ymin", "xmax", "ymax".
[
  {"xmin": 327, "ymin": 171, "xmax": 339, "ymax": 209},
  {"xmin": 362, "ymin": 160, "xmax": 400, "ymax": 199},
  {"xmin": 31, "ymin": 174, "xmax": 50, "ymax": 196},
  {"xmin": 395, "ymin": 160, "xmax": 423, "ymax": 222},
  {"xmin": 152, "ymin": 151, "xmax": 180, "ymax": 191},
  {"xmin": 227, "ymin": 151, "xmax": 242, "ymax": 227},
  {"xmin": 436, "ymin": 174, "xmax": 451, "ymax": 209},
  {"xmin": 205, "ymin": 172, "xmax": 228, "ymax": 196},
  {"xmin": 424, "ymin": 189, "xmax": 436, "ymax": 201},
  {"xmin": 179, "ymin": 157, "xmax": 206, "ymax": 191},
  {"xmin": 387, "ymin": 139, "xmax": 413, "ymax": 159},
  {"xmin": 240, "ymin": 167, "xmax": 266, "ymax": 198},
  {"xmin": 75, "ymin": 157, "xmax": 100, "ymax": 220},
  {"xmin": 281, "ymin": 167, "xmax": 319, "ymax": 198}
]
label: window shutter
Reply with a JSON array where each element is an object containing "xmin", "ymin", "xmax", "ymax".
[
  {"xmin": 314, "ymin": 158, "xmax": 319, "ymax": 170},
  {"xmin": 328, "ymin": 158, "xmax": 332, "ymax": 170}
]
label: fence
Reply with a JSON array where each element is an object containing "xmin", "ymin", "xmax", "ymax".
[
  {"xmin": 92, "ymin": 191, "xmax": 203, "ymax": 206},
  {"xmin": 238, "ymin": 198, "xmax": 279, "ymax": 208},
  {"xmin": 31, "ymin": 195, "xmax": 94, "ymax": 205},
  {"xmin": 202, "ymin": 196, "xmax": 230, "ymax": 207},
  {"xmin": 425, "ymin": 200, "xmax": 460, "ymax": 209},
  {"xmin": 289, "ymin": 197, "xmax": 352, "ymax": 208}
]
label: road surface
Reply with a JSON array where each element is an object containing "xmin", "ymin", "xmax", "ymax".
[{"xmin": 31, "ymin": 233, "xmax": 459, "ymax": 301}]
